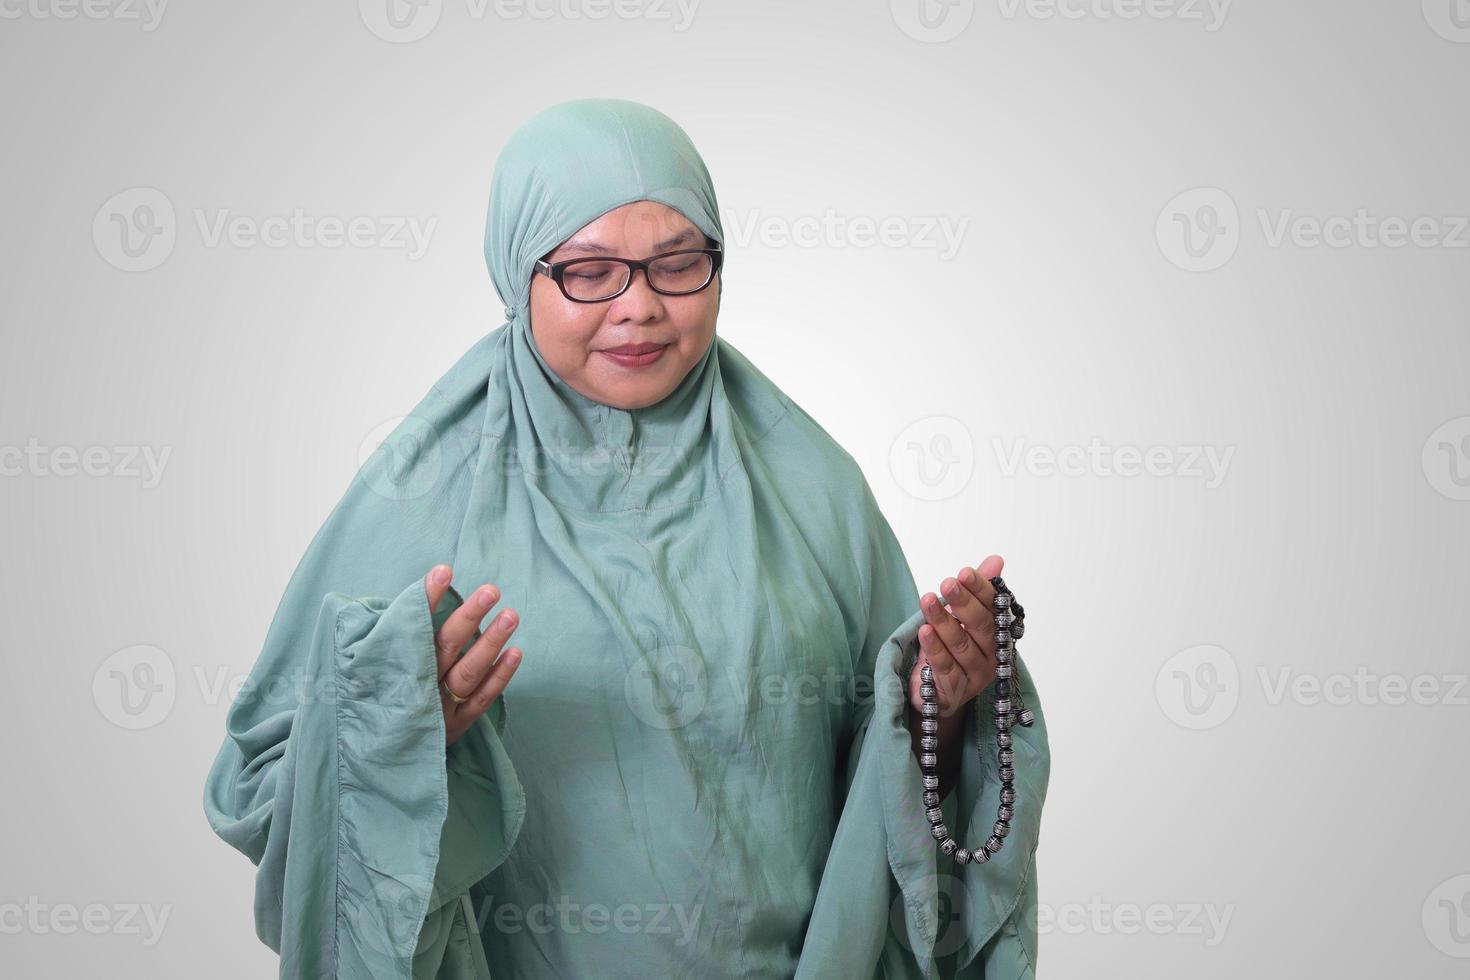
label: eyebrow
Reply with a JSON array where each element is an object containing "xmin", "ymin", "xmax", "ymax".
[{"xmin": 555, "ymin": 228, "xmax": 703, "ymax": 258}]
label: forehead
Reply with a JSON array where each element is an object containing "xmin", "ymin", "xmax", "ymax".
[{"xmin": 551, "ymin": 201, "xmax": 703, "ymax": 257}]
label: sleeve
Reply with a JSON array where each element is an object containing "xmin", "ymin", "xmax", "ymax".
[
  {"xmin": 794, "ymin": 476, "xmax": 1050, "ymax": 980},
  {"xmin": 201, "ymin": 383, "xmax": 524, "ymax": 980}
]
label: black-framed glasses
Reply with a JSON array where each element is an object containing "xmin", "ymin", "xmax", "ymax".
[{"xmin": 534, "ymin": 246, "xmax": 723, "ymax": 303}]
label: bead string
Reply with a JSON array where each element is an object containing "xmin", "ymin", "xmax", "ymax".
[{"xmin": 918, "ymin": 575, "xmax": 1033, "ymax": 865}]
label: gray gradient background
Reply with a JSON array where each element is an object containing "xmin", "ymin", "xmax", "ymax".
[{"xmin": 2, "ymin": 0, "xmax": 1468, "ymax": 976}]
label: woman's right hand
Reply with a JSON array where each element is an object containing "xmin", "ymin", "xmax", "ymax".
[{"xmin": 426, "ymin": 564, "xmax": 523, "ymax": 748}]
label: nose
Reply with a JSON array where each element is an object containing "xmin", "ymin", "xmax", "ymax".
[{"xmin": 608, "ymin": 267, "xmax": 665, "ymax": 323}]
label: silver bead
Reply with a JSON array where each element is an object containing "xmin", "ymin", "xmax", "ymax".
[
  {"xmin": 971, "ymin": 846, "xmax": 991, "ymax": 864},
  {"xmin": 997, "ymin": 731, "xmax": 1012, "ymax": 749},
  {"xmin": 923, "ymin": 775, "xmax": 939, "ymax": 790},
  {"xmin": 993, "ymin": 592, "xmax": 1010, "ymax": 610},
  {"xmin": 1018, "ymin": 708, "xmax": 1036, "ymax": 727},
  {"xmin": 996, "ymin": 662, "xmax": 1012, "ymax": 679},
  {"xmin": 923, "ymin": 790, "xmax": 940, "ymax": 808},
  {"xmin": 1010, "ymin": 620, "xmax": 1025, "ymax": 639},
  {"xmin": 996, "ymin": 712, "xmax": 1012, "ymax": 731},
  {"xmin": 998, "ymin": 804, "xmax": 1013, "ymax": 821},
  {"xmin": 1001, "ymin": 787, "xmax": 1016, "ymax": 804},
  {"xmin": 921, "ymin": 752, "xmax": 938, "ymax": 768},
  {"xmin": 921, "ymin": 719, "xmax": 939, "ymax": 734},
  {"xmin": 920, "ymin": 735, "xmax": 939, "ymax": 751},
  {"xmin": 984, "ymin": 836, "xmax": 1003, "ymax": 854},
  {"xmin": 931, "ymin": 822, "xmax": 949, "ymax": 840},
  {"xmin": 927, "ymin": 807, "xmax": 943, "ymax": 823},
  {"xmin": 994, "ymin": 820, "xmax": 1010, "ymax": 839},
  {"xmin": 920, "ymin": 684, "xmax": 936, "ymax": 699},
  {"xmin": 954, "ymin": 848, "xmax": 972, "ymax": 865},
  {"xmin": 921, "ymin": 702, "xmax": 939, "ymax": 717},
  {"xmin": 995, "ymin": 699, "xmax": 1012, "ymax": 714},
  {"xmin": 920, "ymin": 664, "xmax": 934, "ymax": 681},
  {"xmin": 994, "ymin": 631, "xmax": 1011, "ymax": 648},
  {"xmin": 999, "ymin": 765, "xmax": 1014, "ymax": 782},
  {"xmin": 939, "ymin": 837, "xmax": 958, "ymax": 856},
  {"xmin": 999, "ymin": 749, "xmax": 1014, "ymax": 766}
]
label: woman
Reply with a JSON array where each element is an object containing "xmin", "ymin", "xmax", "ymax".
[{"xmin": 203, "ymin": 98, "xmax": 1048, "ymax": 980}]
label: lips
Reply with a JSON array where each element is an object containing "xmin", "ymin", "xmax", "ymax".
[
  {"xmin": 597, "ymin": 342, "xmax": 669, "ymax": 369},
  {"xmin": 600, "ymin": 343, "xmax": 668, "ymax": 355}
]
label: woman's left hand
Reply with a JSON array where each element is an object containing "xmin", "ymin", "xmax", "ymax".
[{"xmin": 908, "ymin": 554, "xmax": 1007, "ymax": 721}]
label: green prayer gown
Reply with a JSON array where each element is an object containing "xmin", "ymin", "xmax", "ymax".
[{"xmin": 202, "ymin": 98, "xmax": 1050, "ymax": 980}]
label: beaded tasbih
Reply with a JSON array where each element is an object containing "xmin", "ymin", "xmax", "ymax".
[{"xmin": 918, "ymin": 576, "xmax": 1033, "ymax": 865}]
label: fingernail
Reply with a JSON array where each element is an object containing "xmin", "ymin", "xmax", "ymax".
[
  {"xmin": 497, "ymin": 611, "xmax": 515, "ymax": 630},
  {"xmin": 477, "ymin": 589, "xmax": 495, "ymax": 609},
  {"xmin": 432, "ymin": 566, "xmax": 450, "ymax": 585},
  {"xmin": 943, "ymin": 580, "xmax": 959, "ymax": 597}
]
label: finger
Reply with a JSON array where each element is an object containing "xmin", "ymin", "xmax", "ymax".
[
  {"xmin": 923, "ymin": 591, "xmax": 982, "ymax": 682},
  {"xmin": 918, "ymin": 596, "xmax": 967, "ymax": 702},
  {"xmin": 976, "ymin": 554, "xmax": 1004, "ymax": 581},
  {"xmin": 955, "ymin": 565, "xmax": 997, "ymax": 614},
  {"xmin": 456, "ymin": 645, "xmax": 523, "ymax": 717},
  {"xmin": 437, "ymin": 582, "xmax": 500, "ymax": 680},
  {"xmin": 941, "ymin": 573, "xmax": 996, "ymax": 643},
  {"xmin": 445, "ymin": 603, "xmax": 518, "ymax": 698}
]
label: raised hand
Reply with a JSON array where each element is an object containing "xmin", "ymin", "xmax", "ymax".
[
  {"xmin": 908, "ymin": 554, "xmax": 1006, "ymax": 720},
  {"xmin": 425, "ymin": 564, "xmax": 524, "ymax": 748}
]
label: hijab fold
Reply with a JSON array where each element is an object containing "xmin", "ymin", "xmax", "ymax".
[{"xmin": 203, "ymin": 98, "xmax": 1049, "ymax": 979}]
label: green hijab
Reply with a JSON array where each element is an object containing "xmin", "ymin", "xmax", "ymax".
[{"xmin": 203, "ymin": 97, "xmax": 1049, "ymax": 980}]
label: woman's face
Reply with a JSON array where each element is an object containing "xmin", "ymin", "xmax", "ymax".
[{"xmin": 529, "ymin": 200, "xmax": 719, "ymax": 411}]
